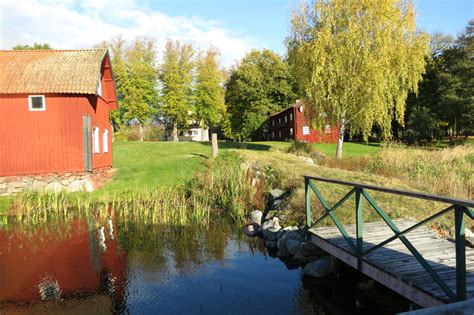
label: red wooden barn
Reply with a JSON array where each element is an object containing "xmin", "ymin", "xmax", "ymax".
[
  {"xmin": 269, "ymin": 100, "xmax": 338, "ymax": 143},
  {"xmin": 0, "ymin": 49, "xmax": 118, "ymax": 177}
]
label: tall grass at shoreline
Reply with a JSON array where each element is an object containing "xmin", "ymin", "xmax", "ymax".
[{"xmin": 5, "ymin": 151, "xmax": 263, "ymax": 227}]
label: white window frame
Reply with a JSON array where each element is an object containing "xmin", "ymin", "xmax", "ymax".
[
  {"xmin": 302, "ymin": 126, "xmax": 310, "ymax": 135},
  {"xmin": 290, "ymin": 113, "xmax": 293, "ymax": 121},
  {"xmin": 278, "ymin": 118, "xmax": 281, "ymax": 123},
  {"xmin": 284, "ymin": 115, "xmax": 287, "ymax": 123},
  {"xmin": 93, "ymin": 127, "xmax": 100, "ymax": 154},
  {"xmin": 290, "ymin": 128, "xmax": 294, "ymax": 136},
  {"xmin": 103, "ymin": 129, "xmax": 109, "ymax": 153},
  {"xmin": 28, "ymin": 95, "xmax": 46, "ymax": 111}
]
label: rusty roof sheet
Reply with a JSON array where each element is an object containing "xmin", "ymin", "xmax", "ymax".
[{"xmin": 0, "ymin": 49, "xmax": 107, "ymax": 94}]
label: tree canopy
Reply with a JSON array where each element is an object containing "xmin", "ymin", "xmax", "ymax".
[
  {"xmin": 287, "ymin": 0, "xmax": 429, "ymax": 157},
  {"xmin": 97, "ymin": 36, "xmax": 158, "ymax": 141},
  {"xmin": 405, "ymin": 20, "xmax": 474, "ymax": 142},
  {"xmin": 159, "ymin": 40, "xmax": 195, "ymax": 142},
  {"xmin": 12, "ymin": 43, "xmax": 52, "ymax": 50},
  {"xmin": 225, "ymin": 49, "xmax": 296, "ymax": 140},
  {"xmin": 194, "ymin": 48, "xmax": 226, "ymax": 139}
]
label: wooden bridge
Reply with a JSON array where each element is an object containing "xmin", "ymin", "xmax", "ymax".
[{"xmin": 304, "ymin": 176, "xmax": 474, "ymax": 308}]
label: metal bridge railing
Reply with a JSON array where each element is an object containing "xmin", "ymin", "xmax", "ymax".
[{"xmin": 304, "ymin": 175, "xmax": 474, "ymax": 302}]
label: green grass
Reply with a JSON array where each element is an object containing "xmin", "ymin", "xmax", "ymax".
[
  {"xmin": 252, "ymin": 141, "xmax": 381, "ymax": 157},
  {"xmin": 0, "ymin": 140, "xmax": 381, "ymax": 212}
]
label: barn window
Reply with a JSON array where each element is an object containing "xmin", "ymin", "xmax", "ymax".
[
  {"xmin": 103, "ymin": 129, "xmax": 109, "ymax": 153},
  {"xmin": 284, "ymin": 115, "xmax": 287, "ymax": 123},
  {"xmin": 272, "ymin": 120, "xmax": 275, "ymax": 126},
  {"xmin": 271, "ymin": 131, "xmax": 274, "ymax": 138},
  {"xmin": 278, "ymin": 131, "xmax": 281, "ymax": 138},
  {"xmin": 290, "ymin": 113, "xmax": 293, "ymax": 121},
  {"xmin": 290, "ymin": 128, "xmax": 294, "ymax": 136},
  {"xmin": 28, "ymin": 95, "xmax": 46, "ymax": 111},
  {"xmin": 93, "ymin": 127, "xmax": 100, "ymax": 153},
  {"xmin": 278, "ymin": 118, "xmax": 281, "ymax": 124}
]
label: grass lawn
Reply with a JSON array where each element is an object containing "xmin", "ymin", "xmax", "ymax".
[{"xmin": 0, "ymin": 140, "xmax": 381, "ymax": 212}]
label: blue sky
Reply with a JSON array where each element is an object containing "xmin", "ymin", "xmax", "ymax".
[
  {"xmin": 1, "ymin": 0, "xmax": 472, "ymax": 67},
  {"xmin": 152, "ymin": 0, "xmax": 474, "ymax": 55}
]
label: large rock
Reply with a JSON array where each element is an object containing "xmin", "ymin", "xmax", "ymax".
[
  {"xmin": 249, "ymin": 210, "xmax": 263, "ymax": 225},
  {"xmin": 303, "ymin": 257, "xmax": 333, "ymax": 278},
  {"xmin": 270, "ymin": 189, "xmax": 285, "ymax": 200},
  {"xmin": 263, "ymin": 227, "xmax": 281, "ymax": 241},
  {"xmin": 265, "ymin": 240, "xmax": 277, "ymax": 249},
  {"xmin": 300, "ymin": 242, "xmax": 325, "ymax": 257},
  {"xmin": 243, "ymin": 224, "xmax": 259, "ymax": 237},
  {"xmin": 46, "ymin": 182, "xmax": 63, "ymax": 192},
  {"xmin": 262, "ymin": 217, "xmax": 280, "ymax": 230},
  {"xmin": 286, "ymin": 239, "xmax": 302, "ymax": 255}
]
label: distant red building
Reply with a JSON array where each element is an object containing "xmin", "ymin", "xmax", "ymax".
[
  {"xmin": 0, "ymin": 49, "xmax": 118, "ymax": 176},
  {"xmin": 269, "ymin": 101, "xmax": 338, "ymax": 143}
]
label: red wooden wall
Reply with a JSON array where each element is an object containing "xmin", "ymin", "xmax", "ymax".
[
  {"xmin": 269, "ymin": 104, "xmax": 338, "ymax": 143},
  {"xmin": 0, "ymin": 57, "xmax": 116, "ymax": 176}
]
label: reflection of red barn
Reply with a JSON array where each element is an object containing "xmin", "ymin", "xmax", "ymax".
[
  {"xmin": 269, "ymin": 101, "xmax": 338, "ymax": 143},
  {"xmin": 0, "ymin": 218, "xmax": 126, "ymax": 311},
  {"xmin": 0, "ymin": 49, "xmax": 118, "ymax": 176}
]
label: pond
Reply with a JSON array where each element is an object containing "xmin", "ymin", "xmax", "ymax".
[{"xmin": 0, "ymin": 216, "xmax": 410, "ymax": 314}]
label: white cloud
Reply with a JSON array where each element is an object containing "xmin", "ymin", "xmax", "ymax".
[{"xmin": 0, "ymin": 0, "xmax": 258, "ymax": 67}]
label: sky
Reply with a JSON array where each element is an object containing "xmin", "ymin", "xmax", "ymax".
[{"xmin": 0, "ymin": 0, "xmax": 472, "ymax": 68}]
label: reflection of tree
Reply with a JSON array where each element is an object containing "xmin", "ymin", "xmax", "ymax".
[{"xmin": 116, "ymin": 218, "xmax": 248, "ymax": 277}]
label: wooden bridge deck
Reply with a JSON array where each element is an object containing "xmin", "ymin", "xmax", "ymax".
[{"xmin": 308, "ymin": 219, "xmax": 474, "ymax": 308}]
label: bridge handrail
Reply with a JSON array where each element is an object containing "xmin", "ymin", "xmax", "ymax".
[
  {"xmin": 304, "ymin": 175, "xmax": 474, "ymax": 208},
  {"xmin": 304, "ymin": 175, "xmax": 474, "ymax": 303}
]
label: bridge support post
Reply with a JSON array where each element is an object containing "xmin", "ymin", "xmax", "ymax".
[
  {"xmin": 455, "ymin": 205, "xmax": 467, "ymax": 301},
  {"xmin": 305, "ymin": 177, "xmax": 312, "ymax": 227},
  {"xmin": 356, "ymin": 188, "xmax": 363, "ymax": 268}
]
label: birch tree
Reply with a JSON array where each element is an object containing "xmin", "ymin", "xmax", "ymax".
[{"xmin": 287, "ymin": 0, "xmax": 429, "ymax": 158}]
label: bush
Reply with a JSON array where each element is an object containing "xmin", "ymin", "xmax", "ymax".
[{"xmin": 144, "ymin": 126, "xmax": 165, "ymax": 141}]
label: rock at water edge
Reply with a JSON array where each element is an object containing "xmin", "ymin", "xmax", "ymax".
[
  {"xmin": 303, "ymin": 257, "xmax": 333, "ymax": 278},
  {"xmin": 243, "ymin": 224, "xmax": 259, "ymax": 237},
  {"xmin": 249, "ymin": 210, "xmax": 263, "ymax": 225}
]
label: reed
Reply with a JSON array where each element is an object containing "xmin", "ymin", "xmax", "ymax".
[{"xmin": 5, "ymin": 151, "xmax": 263, "ymax": 227}]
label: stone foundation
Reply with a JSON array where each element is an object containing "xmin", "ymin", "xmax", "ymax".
[{"xmin": 0, "ymin": 167, "xmax": 116, "ymax": 196}]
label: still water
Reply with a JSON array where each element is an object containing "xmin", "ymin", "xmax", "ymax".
[{"xmin": 0, "ymin": 216, "xmax": 409, "ymax": 314}]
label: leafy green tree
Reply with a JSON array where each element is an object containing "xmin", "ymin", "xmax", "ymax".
[
  {"xmin": 287, "ymin": 0, "xmax": 429, "ymax": 158},
  {"xmin": 12, "ymin": 43, "xmax": 52, "ymax": 50},
  {"xmin": 98, "ymin": 36, "xmax": 158, "ymax": 141},
  {"xmin": 225, "ymin": 49, "xmax": 296, "ymax": 140},
  {"xmin": 160, "ymin": 40, "xmax": 194, "ymax": 142},
  {"xmin": 405, "ymin": 20, "xmax": 474, "ymax": 139},
  {"xmin": 194, "ymin": 48, "xmax": 226, "ymax": 140}
]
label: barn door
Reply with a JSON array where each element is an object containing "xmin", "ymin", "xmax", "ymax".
[{"xmin": 82, "ymin": 115, "xmax": 92, "ymax": 172}]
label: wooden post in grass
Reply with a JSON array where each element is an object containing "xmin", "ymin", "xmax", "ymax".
[{"xmin": 211, "ymin": 133, "xmax": 218, "ymax": 158}]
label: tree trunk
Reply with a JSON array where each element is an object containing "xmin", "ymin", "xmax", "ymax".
[
  {"xmin": 200, "ymin": 120, "xmax": 207, "ymax": 142},
  {"xmin": 138, "ymin": 124, "xmax": 144, "ymax": 142},
  {"xmin": 172, "ymin": 122, "xmax": 178, "ymax": 142},
  {"xmin": 336, "ymin": 118, "xmax": 346, "ymax": 159}
]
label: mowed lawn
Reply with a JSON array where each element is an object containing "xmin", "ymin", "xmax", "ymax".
[
  {"xmin": 98, "ymin": 140, "xmax": 379, "ymax": 193},
  {"xmin": 0, "ymin": 140, "xmax": 381, "ymax": 211}
]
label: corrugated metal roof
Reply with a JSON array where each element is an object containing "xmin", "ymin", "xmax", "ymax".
[{"xmin": 0, "ymin": 49, "xmax": 107, "ymax": 94}]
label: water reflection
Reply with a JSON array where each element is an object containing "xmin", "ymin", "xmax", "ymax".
[{"xmin": 0, "ymin": 215, "xmax": 410, "ymax": 314}]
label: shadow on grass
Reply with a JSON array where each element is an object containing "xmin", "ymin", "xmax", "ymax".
[{"xmin": 197, "ymin": 141, "xmax": 273, "ymax": 151}]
